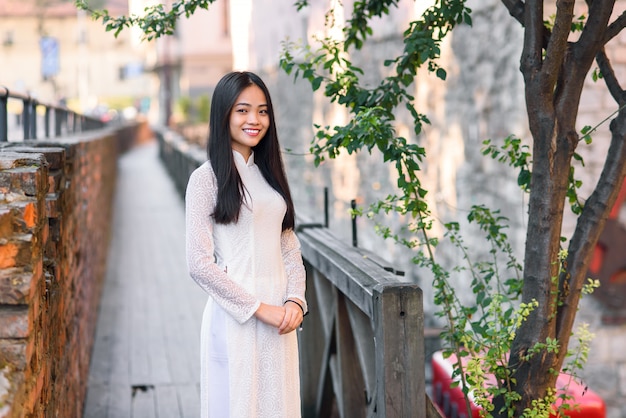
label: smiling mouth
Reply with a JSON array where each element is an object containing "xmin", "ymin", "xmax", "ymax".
[{"xmin": 244, "ymin": 129, "xmax": 261, "ymax": 135}]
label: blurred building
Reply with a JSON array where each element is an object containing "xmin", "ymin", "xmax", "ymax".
[
  {"xmin": 139, "ymin": 0, "xmax": 232, "ymax": 125},
  {"xmin": 0, "ymin": 0, "xmax": 234, "ymax": 125},
  {"xmin": 0, "ymin": 0, "xmax": 154, "ymax": 120}
]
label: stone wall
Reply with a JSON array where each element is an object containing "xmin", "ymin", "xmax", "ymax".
[
  {"xmin": 243, "ymin": 0, "xmax": 626, "ymax": 416},
  {"xmin": 250, "ymin": 0, "xmax": 530, "ymax": 307},
  {"xmin": 0, "ymin": 123, "xmax": 142, "ymax": 417}
]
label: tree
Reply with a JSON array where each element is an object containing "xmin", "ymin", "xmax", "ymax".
[
  {"xmin": 77, "ymin": 0, "xmax": 626, "ymax": 416},
  {"xmin": 488, "ymin": 2, "xmax": 625, "ymax": 415},
  {"xmin": 280, "ymin": 2, "xmax": 626, "ymax": 415},
  {"xmin": 284, "ymin": 1, "xmax": 626, "ymax": 414}
]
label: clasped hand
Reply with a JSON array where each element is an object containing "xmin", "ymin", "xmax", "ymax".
[{"xmin": 254, "ymin": 301, "xmax": 303, "ymax": 334}]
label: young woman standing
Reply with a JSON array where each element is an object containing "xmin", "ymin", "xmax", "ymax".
[{"xmin": 185, "ymin": 71, "xmax": 307, "ymax": 417}]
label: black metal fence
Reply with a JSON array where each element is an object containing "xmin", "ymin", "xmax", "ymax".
[{"xmin": 0, "ymin": 87, "xmax": 105, "ymax": 142}]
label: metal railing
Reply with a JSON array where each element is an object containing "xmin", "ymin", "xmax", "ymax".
[{"xmin": 0, "ymin": 87, "xmax": 105, "ymax": 142}]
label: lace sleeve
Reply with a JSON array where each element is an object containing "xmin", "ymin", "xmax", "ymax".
[
  {"xmin": 281, "ymin": 228, "xmax": 307, "ymax": 313},
  {"xmin": 185, "ymin": 164, "xmax": 261, "ymax": 324}
]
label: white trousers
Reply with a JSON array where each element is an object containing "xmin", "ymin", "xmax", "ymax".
[{"xmin": 207, "ymin": 302, "xmax": 230, "ymax": 417}]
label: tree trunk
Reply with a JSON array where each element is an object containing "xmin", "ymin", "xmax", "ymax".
[
  {"xmin": 492, "ymin": 1, "xmax": 621, "ymax": 415},
  {"xmin": 496, "ymin": 107, "xmax": 574, "ymax": 417},
  {"xmin": 497, "ymin": 93, "xmax": 626, "ymax": 418}
]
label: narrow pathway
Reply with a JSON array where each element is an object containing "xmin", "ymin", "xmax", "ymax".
[{"xmin": 84, "ymin": 140, "xmax": 207, "ymax": 418}]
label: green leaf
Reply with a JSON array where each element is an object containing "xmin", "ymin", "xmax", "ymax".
[
  {"xmin": 517, "ymin": 169, "xmax": 531, "ymax": 190},
  {"xmin": 311, "ymin": 76, "xmax": 323, "ymax": 91},
  {"xmin": 463, "ymin": 11, "xmax": 472, "ymax": 26},
  {"xmin": 591, "ymin": 67, "xmax": 604, "ymax": 82},
  {"xmin": 572, "ymin": 152, "xmax": 585, "ymax": 165}
]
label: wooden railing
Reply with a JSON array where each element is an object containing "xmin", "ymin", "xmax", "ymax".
[
  {"xmin": 297, "ymin": 225, "xmax": 425, "ymax": 418},
  {"xmin": 154, "ymin": 126, "xmax": 430, "ymax": 417}
]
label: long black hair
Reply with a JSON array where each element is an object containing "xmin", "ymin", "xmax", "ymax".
[{"xmin": 207, "ymin": 71, "xmax": 295, "ymax": 231}]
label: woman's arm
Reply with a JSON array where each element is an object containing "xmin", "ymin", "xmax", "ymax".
[
  {"xmin": 281, "ymin": 229, "xmax": 307, "ymax": 313},
  {"xmin": 185, "ymin": 165, "xmax": 261, "ymax": 324},
  {"xmin": 252, "ymin": 228, "xmax": 308, "ymax": 334}
]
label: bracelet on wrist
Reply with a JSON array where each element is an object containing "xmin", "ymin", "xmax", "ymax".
[{"xmin": 284, "ymin": 299, "xmax": 307, "ymax": 316}]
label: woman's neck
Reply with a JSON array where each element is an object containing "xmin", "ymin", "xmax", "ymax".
[{"xmin": 231, "ymin": 145, "xmax": 251, "ymax": 162}]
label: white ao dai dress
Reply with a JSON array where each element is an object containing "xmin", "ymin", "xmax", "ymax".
[{"xmin": 185, "ymin": 150, "xmax": 306, "ymax": 418}]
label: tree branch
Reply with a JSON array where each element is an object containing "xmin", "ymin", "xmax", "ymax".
[
  {"xmin": 596, "ymin": 48, "xmax": 626, "ymax": 105},
  {"xmin": 541, "ymin": 0, "xmax": 574, "ymax": 87},
  {"xmin": 557, "ymin": 108, "xmax": 626, "ymax": 350},
  {"xmin": 605, "ymin": 9, "xmax": 626, "ymax": 43},
  {"xmin": 500, "ymin": 0, "xmax": 525, "ymax": 25},
  {"xmin": 520, "ymin": 1, "xmax": 546, "ymax": 78},
  {"xmin": 575, "ymin": 0, "xmax": 615, "ymax": 64},
  {"xmin": 502, "ymin": 0, "xmax": 554, "ymax": 53}
]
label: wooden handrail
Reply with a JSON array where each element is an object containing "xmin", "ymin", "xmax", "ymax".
[{"xmin": 296, "ymin": 225, "xmax": 426, "ymax": 418}]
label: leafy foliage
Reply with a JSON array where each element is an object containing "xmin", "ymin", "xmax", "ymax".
[
  {"xmin": 482, "ymin": 135, "xmax": 587, "ymax": 216},
  {"xmin": 280, "ymin": 0, "xmax": 470, "ymax": 238},
  {"xmin": 482, "ymin": 136, "xmax": 532, "ymax": 192},
  {"xmin": 75, "ymin": 0, "xmax": 218, "ymax": 40},
  {"xmin": 280, "ymin": 1, "xmax": 599, "ymax": 416}
]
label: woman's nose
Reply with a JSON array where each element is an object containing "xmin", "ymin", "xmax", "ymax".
[{"xmin": 247, "ymin": 112, "xmax": 259, "ymax": 124}]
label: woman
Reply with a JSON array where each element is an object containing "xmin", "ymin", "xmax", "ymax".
[{"xmin": 185, "ymin": 71, "xmax": 307, "ymax": 418}]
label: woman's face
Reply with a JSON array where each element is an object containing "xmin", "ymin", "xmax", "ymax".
[{"xmin": 229, "ymin": 84, "xmax": 270, "ymax": 160}]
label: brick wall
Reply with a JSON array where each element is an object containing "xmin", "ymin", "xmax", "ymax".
[{"xmin": 0, "ymin": 123, "xmax": 143, "ymax": 418}]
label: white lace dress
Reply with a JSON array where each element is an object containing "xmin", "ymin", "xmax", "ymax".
[{"xmin": 185, "ymin": 150, "xmax": 306, "ymax": 418}]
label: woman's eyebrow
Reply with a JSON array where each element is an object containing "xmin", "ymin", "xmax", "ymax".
[{"xmin": 234, "ymin": 102, "xmax": 268, "ymax": 107}]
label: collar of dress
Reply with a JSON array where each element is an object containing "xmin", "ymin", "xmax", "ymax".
[{"xmin": 233, "ymin": 149, "xmax": 255, "ymax": 167}]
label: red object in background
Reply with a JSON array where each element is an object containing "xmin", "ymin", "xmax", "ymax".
[
  {"xmin": 586, "ymin": 177, "xmax": 626, "ymax": 322},
  {"xmin": 431, "ymin": 351, "xmax": 606, "ymax": 418},
  {"xmin": 588, "ymin": 177, "xmax": 626, "ymax": 278}
]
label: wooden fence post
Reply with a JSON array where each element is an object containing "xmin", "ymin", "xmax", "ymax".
[{"xmin": 373, "ymin": 284, "xmax": 425, "ymax": 417}]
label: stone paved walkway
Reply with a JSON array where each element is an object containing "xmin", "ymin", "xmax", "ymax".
[{"xmin": 83, "ymin": 140, "xmax": 207, "ymax": 418}]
